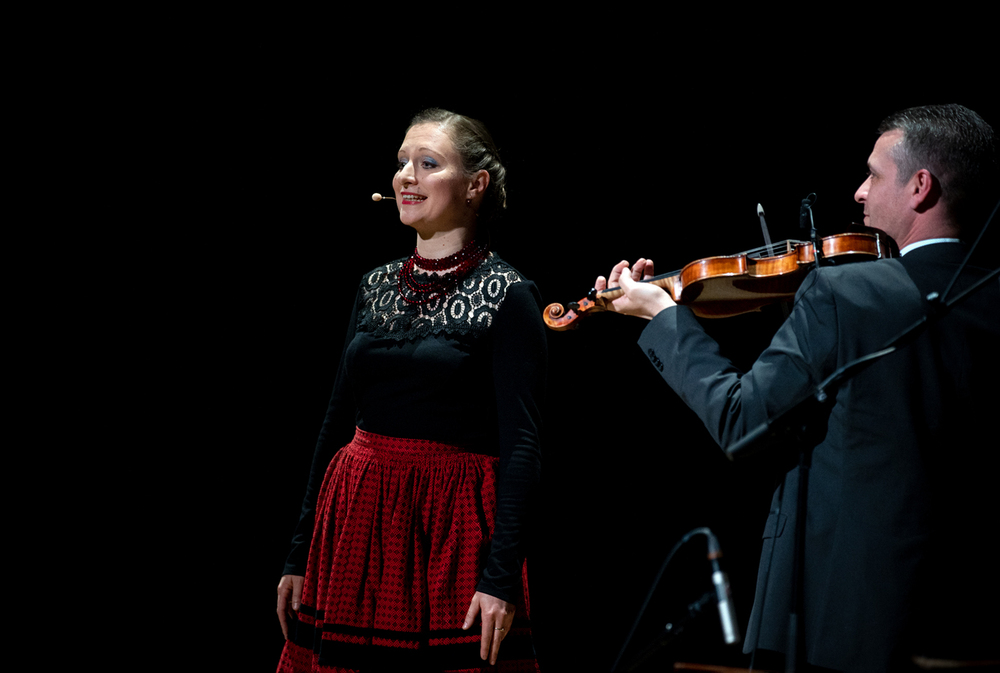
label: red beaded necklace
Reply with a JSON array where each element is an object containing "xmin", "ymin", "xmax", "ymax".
[{"xmin": 397, "ymin": 238, "xmax": 489, "ymax": 305}]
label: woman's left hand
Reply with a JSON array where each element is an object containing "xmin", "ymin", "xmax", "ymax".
[{"xmin": 462, "ymin": 591, "xmax": 516, "ymax": 665}]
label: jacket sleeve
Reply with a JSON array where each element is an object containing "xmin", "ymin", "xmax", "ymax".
[{"xmin": 636, "ymin": 272, "xmax": 839, "ymax": 451}]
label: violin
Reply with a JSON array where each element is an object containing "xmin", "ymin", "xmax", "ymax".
[{"xmin": 543, "ymin": 228, "xmax": 895, "ymax": 331}]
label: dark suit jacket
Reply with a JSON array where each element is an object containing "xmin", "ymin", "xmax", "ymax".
[{"xmin": 638, "ymin": 243, "xmax": 999, "ymax": 671}]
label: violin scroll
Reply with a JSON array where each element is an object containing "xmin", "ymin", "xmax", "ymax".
[{"xmin": 543, "ymin": 293, "xmax": 607, "ymax": 331}]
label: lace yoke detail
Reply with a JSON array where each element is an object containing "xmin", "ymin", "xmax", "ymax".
[{"xmin": 356, "ymin": 254, "xmax": 526, "ymax": 341}]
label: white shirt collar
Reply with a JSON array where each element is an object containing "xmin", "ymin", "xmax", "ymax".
[{"xmin": 900, "ymin": 238, "xmax": 961, "ymax": 256}]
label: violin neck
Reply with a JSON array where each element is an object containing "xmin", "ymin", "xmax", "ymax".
[{"xmin": 596, "ymin": 272, "xmax": 677, "ymax": 301}]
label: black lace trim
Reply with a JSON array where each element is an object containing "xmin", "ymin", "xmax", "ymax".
[{"xmin": 356, "ymin": 254, "xmax": 525, "ymax": 341}]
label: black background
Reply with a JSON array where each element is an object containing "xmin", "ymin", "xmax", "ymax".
[{"xmin": 121, "ymin": 36, "xmax": 998, "ymax": 672}]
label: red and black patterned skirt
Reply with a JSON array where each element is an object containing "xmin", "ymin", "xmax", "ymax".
[{"xmin": 277, "ymin": 428, "xmax": 537, "ymax": 673}]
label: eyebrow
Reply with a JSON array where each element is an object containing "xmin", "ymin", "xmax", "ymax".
[{"xmin": 397, "ymin": 146, "xmax": 443, "ymax": 157}]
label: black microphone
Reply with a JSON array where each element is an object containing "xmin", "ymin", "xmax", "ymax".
[
  {"xmin": 800, "ymin": 192, "xmax": 821, "ymax": 270},
  {"xmin": 707, "ymin": 531, "xmax": 741, "ymax": 645},
  {"xmin": 799, "ymin": 192, "xmax": 817, "ymax": 234}
]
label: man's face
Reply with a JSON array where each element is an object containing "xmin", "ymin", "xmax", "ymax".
[{"xmin": 854, "ymin": 129, "xmax": 914, "ymax": 245}]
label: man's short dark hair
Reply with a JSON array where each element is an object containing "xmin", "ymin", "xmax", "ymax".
[{"xmin": 878, "ymin": 104, "xmax": 997, "ymax": 231}]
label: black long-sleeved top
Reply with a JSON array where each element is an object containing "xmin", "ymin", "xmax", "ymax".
[{"xmin": 283, "ymin": 253, "xmax": 546, "ymax": 603}]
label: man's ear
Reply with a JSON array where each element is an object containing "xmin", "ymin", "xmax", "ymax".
[{"xmin": 909, "ymin": 168, "xmax": 939, "ymax": 212}]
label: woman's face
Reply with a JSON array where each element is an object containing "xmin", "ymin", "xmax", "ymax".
[{"xmin": 392, "ymin": 123, "xmax": 476, "ymax": 234}]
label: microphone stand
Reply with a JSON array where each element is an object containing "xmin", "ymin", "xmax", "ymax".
[
  {"xmin": 724, "ymin": 200, "xmax": 998, "ymax": 672},
  {"xmin": 617, "ymin": 592, "xmax": 717, "ymax": 673}
]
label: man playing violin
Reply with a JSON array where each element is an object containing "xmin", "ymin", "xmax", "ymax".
[{"xmin": 598, "ymin": 104, "xmax": 999, "ymax": 671}]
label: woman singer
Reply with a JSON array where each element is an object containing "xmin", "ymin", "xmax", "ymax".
[{"xmin": 276, "ymin": 108, "xmax": 545, "ymax": 673}]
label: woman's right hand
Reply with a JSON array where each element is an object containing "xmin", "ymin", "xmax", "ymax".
[{"xmin": 277, "ymin": 574, "xmax": 305, "ymax": 640}]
